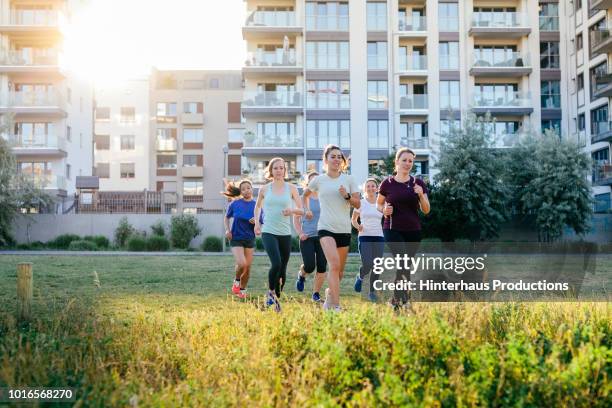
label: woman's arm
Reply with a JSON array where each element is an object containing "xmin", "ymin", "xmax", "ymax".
[
  {"xmin": 419, "ymin": 194, "xmax": 430, "ymax": 215},
  {"xmin": 351, "ymin": 209, "xmax": 361, "ymax": 230},
  {"xmin": 376, "ymin": 193, "xmax": 386, "ymax": 213},
  {"xmin": 254, "ymin": 186, "xmax": 265, "ymax": 235},
  {"xmin": 290, "ymin": 185, "xmax": 304, "ymax": 215},
  {"xmin": 302, "ymin": 188, "xmax": 312, "ymax": 212}
]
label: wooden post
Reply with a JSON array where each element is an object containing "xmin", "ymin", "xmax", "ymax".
[{"xmin": 17, "ymin": 263, "xmax": 33, "ymax": 321}]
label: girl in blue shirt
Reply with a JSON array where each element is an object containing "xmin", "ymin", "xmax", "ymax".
[{"xmin": 224, "ymin": 179, "xmax": 260, "ymax": 299}]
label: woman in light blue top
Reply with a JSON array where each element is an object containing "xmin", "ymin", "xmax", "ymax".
[
  {"xmin": 254, "ymin": 157, "xmax": 303, "ymax": 312},
  {"xmin": 293, "ymin": 171, "xmax": 327, "ymax": 302}
]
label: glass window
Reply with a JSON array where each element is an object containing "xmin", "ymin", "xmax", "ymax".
[
  {"xmin": 367, "ymin": 81, "xmax": 388, "ymax": 109},
  {"xmin": 120, "ymin": 107, "xmax": 135, "ymax": 122},
  {"xmin": 590, "ymin": 105, "xmax": 609, "ymax": 136},
  {"xmin": 306, "ymin": 41, "xmax": 349, "ymax": 69},
  {"xmin": 306, "ymin": 120, "xmax": 350, "ymax": 148},
  {"xmin": 367, "ymin": 2, "xmax": 386, "ymax": 31},
  {"xmin": 368, "ymin": 120, "xmax": 388, "ymax": 148},
  {"xmin": 541, "ymin": 119, "xmax": 561, "ymax": 134},
  {"xmin": 440, "ymin": 81, "xmax": 460, "ymax": 109},
  {"xmin": 95, "ymin": 134, "xmax": 110, "ymax": 150},
  {"xmin": 95, "ymin": 107, "xmax": 110, "ymax": 120},
  {"xmin": 367, "ymin": 42, "xmax": 387, "ymax": 69},
  {"xmin": 439, "ymin": 3, "xmax": 459, "ymax": 31},
  {"xmin": 183, "ymin": 128, "xmax": 203, "ymax": 143},
  {"xmin": 594, "ymin": 193, "xmax": 611, "ymax": 213},
  {"xmin": 439, "ymin": 42, "xmax": 459, "ymax": 69},
  {"xmin": 157, "ymin": 154, "xmax": 177, "ymax": 169},
  {"xmin": 183, "ymin": 155, "xmax": 200, "ymax": 167},
  {"xmin": 540, "ymin": 42, "xmax": 560, "ymax": 69},
  {"xmin": 95, "ymin": 163, "xmax": 109, "ymax": 178},
  {"xmin": 184, "ymin": 102, "xmax": 202, "ymax": 114},
  {"xmin": 120, "ymin": 163, "xmax": 135, "ymax": 179},
  {"xmin": 183, "ymin": 181, "xmax": 203, "ymax": 196},
  {"xmin": 306, "ymin": 2, "xmax": 349, "ymax": 30},
  {"xmin": 156, "ymin": 102, "xmax": 177, "ymax": 123},
  {"xmin": 306, "ymin": 81, "xmax": 350, "ymax": 109},
  {"xmin": 120, "ymin": 135, "xmax": 135, "ymax": 150},
  {"xmin": 541, "ymin": 80, "xmax": 561, "ymax": 108}
]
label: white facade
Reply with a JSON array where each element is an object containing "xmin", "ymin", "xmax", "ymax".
[
  {"xmin": 0, "ymin": 0, "xmax": 93, "ymax": 196},
  {"xmin": 94, "ymin": 78, "xmax": 150, "ymax": 190}
]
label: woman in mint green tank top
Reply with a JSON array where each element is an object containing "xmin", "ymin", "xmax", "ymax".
[{"xmin": 254, "ymin": 157, "xmax": 303, "ymax": 312}]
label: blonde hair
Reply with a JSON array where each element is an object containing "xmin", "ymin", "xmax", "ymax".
[
  {"xmin": 265, "ymin": 157, "xmax": 287, "ymax": 180},
  {"xmin": 394, "ymin": 147, "xmax": 416, "ymax": 175},
  {"xmin": 322, "ymin": 144, "xmax": 349, "ymax": 172}
]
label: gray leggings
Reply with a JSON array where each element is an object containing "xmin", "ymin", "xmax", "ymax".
[{"xmin": 262, "ymin": 233, "xmax": 291, "ymax": 297}]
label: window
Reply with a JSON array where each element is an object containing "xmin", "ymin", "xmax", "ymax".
[
  {"xmin": 156, "ymin": 102, "xmax": 177, "ymax": 123},
  {"xmin": 578, "ymin": 73, "xmax": 585, "ymax": 93},
  {"xmin": 66, "ymin": 164, "xmax": 71, "ymax": 180},
  {"xmin": 95, "ymin": 107, "xmax": 110, "ymax": 120},
  {"xmin": 120, "ymin": 107, "xmax": 135, "ymax": 122},
  {"xmin": 209, "ymin": 78, "xmax": 219, "ymax": 89},
  {"xmin": 399, "ymin": 122, "xmax": 428, "ymax": 146},
  {"xmin": 66, "ymin": 125, "xmax": 71, "ymax": 142},
  {"xmin": 14, "ymin": 122, "xmax": 54, "ymax": 146},
  {"xmin": 183, "ymin": 128, "xmax": 203, "ymax": 143},
  {"xmin": 576, "ymin": 0, "xmax": 582, "ymax": 11},
  {"xmin": 306, "ymin": 120, "xmax": 350, "ymax": 148},
  {"xmin": 541, "ymin": 119, "xmax": 561, "ymax": 134},
  {"xmin": 183, "ymin": 181, "xmax": 203, "ymax": 196},
  {"xmin": 307, "ymin": 160, "xmax": 322, "ymax": 173},
  {"xmin": 306, "ymin": 81, "xmax": 350, "ymax": 109},
  {"xmin": 228, "ymin": 129, "xmax": 244, "ymax": 142},
  {"xmin": 306, "ymin": 41, "xmax": 349, "ymax": 69},
  {"xmin": 183, "ymin": 155, "xmax": 201, "ymax": 167},
  {"xmin": 440, "ymin": 81, "xmax": 460, "ymax": 110},
  {"xmin": 367, "ymin": 81, "xmax": 388, "ymax": 109},
  {"xmin": 120, "ymin": 135, "xmax": 135, "ymax": 150},
  {"xmin": 255, "ymin": 122, "xmax": 297, "ymax": 146},
  {"xmin": 95, "ymin": 162, "xmax": 109, "ymax": 178},
  {"xmin": 590, "ymin": 62, "xmax": 608, "ymax": 100},
  {"xmin": 120, "ymin": 163, "xmax": 135, "ymax": 179},
  {"xmin": 367, "ymin": 42, "xmax": 387, "ymax": 69},
  {"xmin": 540, "ymin": 42, "xmax": 560, "ymax": 69},
  {"xmin": 541, "ymin": 80, "xmax": 561, "ymax": 108},
  {"xmin": 184, "ymin": 102, "xmax": 203, "ymax": 114},
  {"xmin": 95, "ymin": 134, "xmax": 109, "ymax": 150},
  {"xmin": 157, "ymin": 154, "xmax": 177, "ymax": 169},
  {"xmin": 590, "ymin": 105, "xmax": 609, "ymax": 136},
  {"xmin": 156, "ymin": 129, "xmax": 177, "ymax": 151},
  {"xmin": 539, "ymin": 3, "xmax": 559, "ymax": 31},
  {"xmin": 474, "ymin": 45, "xmax": 518, "ymax": 66},
  {"xmin": 305, "ymin": 2, "xmax": 349, "ymax": 30},
  {"xmin": 474, "ymin": 83, "xmax": 518, "ymax": 105},
  {"xmin": 368, "ymin": 120, "xmax": 388, "ymax": 148},
  {"xmin": 594, "ymin": 193, "xmax": 611, "ymax": 213},
  {"xmin": 592, "ymin": 148, "xmax": 610, "ymax": 183},
  {"xmin": 578, "ymin": 113, "xmax": 586, "ymax": 131},
  {"xmin": 439, "ymin": 3, "xmax": 459, "ymax": 31},
  {"xmin": 439, "ymin": 42, "xmax": 459, "ymax": 69},
  {"xmin": 440, "ymin": 119, "xmax": 460, "ymax": 137},
  {"xmin": 577, "ymin": 34, "xmax": 583, "ymax": 51},
  {"xmin": 366, "ymin": 2, "xmax": 386, "ymax": 31},
  {"xmin": 398, "ymin": 7, "xmax": 425, "ymax": 31}
]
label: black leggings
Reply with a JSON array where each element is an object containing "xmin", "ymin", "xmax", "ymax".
[
  {"xmin": 299, "ymin": 236, "xmax": 327, "ymax": 274},
  {"xmin": 262, "ymin": 233, "xmax": 291, "ymax": 297},
  {"xmin": 383, "ymin": 229, "xmax": 422, "ymax": 303}
]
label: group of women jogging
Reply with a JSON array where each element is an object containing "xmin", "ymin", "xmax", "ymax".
[{"xmin": 223, "ymin": 144, "xmax": 430, "ymax": 312}]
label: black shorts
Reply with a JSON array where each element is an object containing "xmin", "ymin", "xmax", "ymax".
[
  {"xmin": 318, "ymin": 230, "xmax": 351, "ymax": 248},
  {"xmin": 230, "ymin": 239, "xmax": 255, "ymax": 249}
]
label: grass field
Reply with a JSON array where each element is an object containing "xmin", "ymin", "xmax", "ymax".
[{"xmin": 0, "ymin": 255, "xmax": 610, "ymax": 407}]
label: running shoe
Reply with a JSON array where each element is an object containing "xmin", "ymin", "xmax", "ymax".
[
  {"xmin": 237, "ymin": 289, "xmax": 247, "ymax": 299},
  {"xmin": 367, "ymin": 292, "xmax": 378, "ymax": 303},
  {"xmin": 322, "ymin": 288, "xmax": 331, "ymax": 310},
  {"xmin": 354, "ymin": 275, "xmax": 362, "ymax": 293},
  {"xmin": 232, "ymin": 280, "xmax": 240, "ymax": 295},
  {"xmin": 296, "ymin": 274, "xmax": 306, "ymax": 292},
  {"xmin": 266, "ymin": 291, "xmax": 275, "ymax": 307},
  {"xmin": 266, "ymin": 291, "xmax": 281, "ymax": 312},
  {"xmin": 312, "ymin": 292, "xmax": 322, "ymax": 302}
]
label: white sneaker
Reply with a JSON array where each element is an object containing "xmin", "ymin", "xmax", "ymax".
[{"xmin": 322, "ymin": 288, "xmax": 331, "ymax": 310}]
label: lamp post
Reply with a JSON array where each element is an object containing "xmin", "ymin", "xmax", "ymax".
[{"xmin": 222, "ymin": 145, "xmax": 228, "ymax": 252}]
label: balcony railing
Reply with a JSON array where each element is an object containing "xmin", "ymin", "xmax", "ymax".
[
  {"xmin": 242, "ymin": 91, "xmax": 302, "ymax": 107},
  {"xmin": 0, "ymin": 50, "xmax": 59, "ymax": 66},
  {"xmin": 244, "ymin": 134, "xmax": 303, "ymax": 148},
  {"xmin": 539, "ymin": 16, "xmax": 559, "ymax": 31},
  {"xmin": 472, "ymin": 52, "xmax": 529, "ymax": 68},
  {"xmin": 245, "ymin": 11, "xmax": 296, "ymax": 27},
  {"xmin": 10, "ymin": 134, "xmax": 66, "ymax": 149},
  {"xmin": 156, "ymin": 138, "xmax": 177, "ymax": 151},
  {"xmin": 593, "ymin": 163, "xmax": 612, "ymax": 184},
  {"xmin": 471, "ymin": 12, "xmax": 527, "ymax": 28},
  {"xmin": 306, "ymin": 14, "xmax": 349, "ymax": 31},
  {"xmin": 308, "ymin": 93, "xmax": 350, "ymax": 109},
  {"xmin": 590, "ymin": 28, "xmax": 612, "ymax": 50},
  {"xmin": 400, "ymin": 137, "xmax": 429, "ymax": 149},
  {"xmin": 591, "ymin": 121, "xmax": 612, "ymax": 141},
  {"xmin": 399, "ymin": 94, "xmax": 428, "ymax": 110},
  {"xmin": 22, "ymin": 173, "xmax": 66, "ymax": 190},
  {"xmin": 5, "ymin": 90, "xmax": 65, "ymax": 108},
  {"xmin": 541, "ymin": 95, "xmax": 561, "ymax": 109},
  {"xmin": 398, "ymin": 16, "xmax": 427, "ymax": 32},
  {"xmin": 438, "ymin": 17, "xmax": 459, "ymax": 31},
  {"xmin": 245, "ymin": 50, "xmax": 298, "ymax": 67},
  {"xmin": 398, "ymin": 55, "xmax": 427, "ymax": 71},
  {"xmin": 472, "ymin": 92, "xmax": 532, "ymax": 108},
  {"xmin": 7, "ymin": 9, "xmax": 61, "ymax": 26}
]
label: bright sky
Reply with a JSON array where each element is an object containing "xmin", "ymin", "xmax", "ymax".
[{"xmin": 63, "ymin": 0, "xmax": 246, "ymax": 84}]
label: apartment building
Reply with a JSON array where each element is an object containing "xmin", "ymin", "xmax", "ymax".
[
  {"xmin": 149, "ymin": 69, "xmax": 244, "ymax": 213},
  {"xmin": 0, "ymin": 0, "xmax": 93, "ymax": 198},
  {"xmin": 240, "ymin": 0, "xmax": 570, "ymax": 188},
  {"xmin": 93, "ymin": 77, "xmax": 150, "ymax": 190},
  {"xmin": 569, "ymin": 0, "xmax": 612, "ymax": 212}
]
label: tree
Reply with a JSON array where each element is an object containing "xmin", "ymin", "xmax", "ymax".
[
  {"xmin": 434, "ymin": 113, "xmax": 509, "ymax": 241},
  {"xmin": 511, "ymin": 130, "xmax": 592, "ymax": 242}
]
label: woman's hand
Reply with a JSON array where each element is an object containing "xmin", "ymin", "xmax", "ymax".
[
  {"xmin": 282, "ymin": 208, "xmax": 292, "ymax": 216},
  {"xmin": 305, "ymin": 210, "xmax": 313, "ymax": 220},
  {"xmin": 225, "ymin": 230, "xmax": 232, "ymax": 241},
  {"xmin": 383, "ymin": 203, "xmax": 393, "ymax": 217},
  {"xmin": 357, "ymin": 224, "xmax": 364, "ymax": 233},
  {"xmin": 299, "ymin": 232, "xmax": 308, "ymax": 241},
  {"xmin": 338, "ymin": 185, "xmax": 348, "ymax": 198},
  {"xmin": 414, "ymin": 184, "xmax": 424, "ymax": 197},
  {"xmin": 254, "ymin": 224, "xmax": 261, "ymax": 236}
]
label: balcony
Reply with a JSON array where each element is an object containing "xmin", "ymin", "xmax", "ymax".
[
  {"xmin": 470, "ymin": 52, "xmax": 531, "ymax": 77},
  {"xmin": 156, "ymin": 138, "xmax": 177, "ymax": 151},
  {"xmin": 539, "ymin": 16, "xmax": 559, "ymax": 32},
  {"xmin": 591, "ymin": 121, "xmax": 612, "ymax": 144},
  {"xmin": 243, "ymin": 50, "xmax": 302, "ymax": 78},
  {"xmin": 594, "ymin": 70, "xmax": 612, "ymax": 98},
  {"xmin": 398, "ymin": 94, "xmax": 428, "ymax": 116},
  {"xmin": 574, "ymin": 130, "xmax": 588, "ymax": 148},
  {"xmin": 471, "ymin": 92, "xmax": 533, "ymax": 115},
  {"xmin": 9, "ymin": 134, "xmax": 67, "ymax": 156},
  {"xmin": 541, "ymin": 95, "xmax": 561, "ymax": 110},
  {"xmin": 591, "ymin": 0, "xmax": 612, "ymax": 11},
  {"xmin": 21, "ymin": 173, "xmax": 67, "ymax": 191},
  {"xmin": 397, "ymin": 16, "xmax": 427, "ymax": 37},
  {"xmin": 181, "ymin": 113, "xmax": 204, "ymax": 125},
  {"xmin": 0, "ymin": 50, "xmax": 63, "ymax": 76},
  {"xmin": 243, "ymin": 11, "xmax": 301, "ymax": 39},
  {"xmin": 590, "ymin": 27, "xmax": 612, "ymax": 56},
  {"xmin": 182, "ymin": 166, "xmax": 204, "ymax": 178},
  {"xmin": 0, "ymin": 10, "xmax": 63, "ymax": 35},
  {"xmin": 0, "ymin": 90, "xmax": 66, "ymax": 116},
  {"xmin": 400, "ymin": 136, "xmax": 429, "ymax": 150},
  {"xmin": 241, "ymin": 91, "xmax": 303, "ymax": 117},
  {"xmin": 242, "ymin": 133, "xmax": 303, "ymax": 155},
  {"xmin": 469, "ymin": 12, "xmax": 531, "ymax": 38},
  {"xmin": 397, "ymin": 55, "xmax": 427, "ymax": 77},
  {"xmin": 593, "ymin": 163, "xmax": 612, "ymax": 186},
  {"xmin": 491, "ymin": 132, "xmax": 522, "ymax": 148}
]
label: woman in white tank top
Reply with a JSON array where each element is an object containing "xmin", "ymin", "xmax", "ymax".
[{"xmin": 351, "ymin": 178, "xmax": 384, "ymax": 302}]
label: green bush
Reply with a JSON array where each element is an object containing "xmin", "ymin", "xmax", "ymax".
[
  {"xmin": 255, "ymin": 237, "xmax": 264, "ymax": 250},
  {"xmin": 115, "ymin": 217, "xmax": 135, "ymax": 248},
  {"xmin": 50, "ymin": 233, "xmax": 81, "ymax": 249},
  {"xmin": 84, "ymin": 235, "xmax": 110, "ymax": 249},
  {"xmin": 30, "ymin": 241, "xmax": 46, "ymax": 250},
  {"xmin": 349, "ymin": 234, "xmax": 358, "ymax": 253},
  {"xmin": 150, "ymin": 220, "xmax": 166, "ymax": 237},
  {"xmin": 16, "ymin": 243, "xmax": 30, "ymax": 250},
  {"xmin": 127, "ymin": 236, "xmax": 147, "ymax": 252},
  {"xmin": 68, "ymin": 240, "xmax": 98, "ymax": 251},
  {"xmin": 201, "ymin": 236, "xmax": 223, "ymax": 252},
  {"xmin": 170, "ymin": 214, "xmax": 201, "ymax": 249},
  {"xmin": 146, "ymin": 235, "xmax": 170, "ymax": 251}
]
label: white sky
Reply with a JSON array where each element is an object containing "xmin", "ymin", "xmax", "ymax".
[{"xmin": 63, "ymin": 0, "xmax": 247, "ymax": 83}]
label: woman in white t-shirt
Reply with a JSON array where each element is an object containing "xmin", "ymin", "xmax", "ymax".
[
  {"xmin": 351, "ymin": 178, "xmax": 384, "ymax": 303},
  {"xmin": 303, "ymin": 145, "xmax": 360, "ymax": 311}
]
